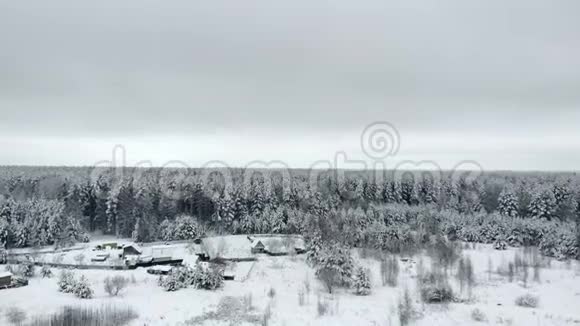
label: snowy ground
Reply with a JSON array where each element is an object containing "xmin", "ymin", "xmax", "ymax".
[{"xmin": 2, "ymin": 242, "xmax": 580, "ymax": 326}]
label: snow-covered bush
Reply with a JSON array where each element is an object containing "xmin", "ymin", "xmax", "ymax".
[
  {"xmin": 57, "ymin": 270, "xmax": 77, "ymax": 293},
  {"xmin": 515, "ymin": 293, "xmax": 539, "ymax": 308},
  {"xmin": 192, "ymin": 264, "xmax": 224, "ymax": 290},
  {"xmin": 18, "ymin": 263, "xmax": 35, "ymax": 278},
  {"xmin": 73, "ymin": 275, "xmax": 94, "ymax": 299},
  {"xmin": 493, "ymin": 239, "xmax": 508, "ymax": 250},
  {"xmin": 418, "ymin": 270, "xmax": 454, "ymax": 303},
  {"xmin": 159, "ymin": 264, "xmax": 223, "ymax": 292},
  {"xmin": 539, "ymin": 226, "xmax": 578, "ymax": 259},
  {"xmin": 353, "ymin": 267, "xmax": 371, "ymax": 296},
  {"xmin": 420, "ymin": 284, "xmax": 454, "ymax": 303},
  {"xmin": 471, "ymin": 308, "xmax": 487, "ymax": 322},
  {"xmin": 160, "ymin": 273, "xmax": 184, "ymax": 292}
]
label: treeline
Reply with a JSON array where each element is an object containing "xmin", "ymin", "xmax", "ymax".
[{"xmin": 0, "ymin": 167, "xmax": 579, "ymax": 253}]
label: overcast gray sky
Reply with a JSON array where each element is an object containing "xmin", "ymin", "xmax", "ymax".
[{"xmin": 1, "ymin": 0, "xmax": 579, "ymax": 171}]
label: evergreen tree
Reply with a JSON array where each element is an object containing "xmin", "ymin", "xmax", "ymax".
[
  {"xmin": 528, "ymin": 187, "xmax": 557, "ymax": 220},
  {"xmin": 498, "ymin": 187, "xmax": 519, "ymax": 217},
  {"xmin": 353, "ymin": 267, "xmax": 371, "ymax": 295}
]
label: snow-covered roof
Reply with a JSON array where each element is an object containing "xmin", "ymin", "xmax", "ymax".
[
  {"xmin": 149, "ymin": 265, "xmax": 173, "ymax": 272},
  {"xmin": 122, "ymin": 243, "xmax": 143, "ymax": 253},
  {"xmin": 251, "ymin": 240, "xmax": 265, "ymax": 248},
  {"xmin": 0, "ymin": 271, "xmax": 13, "ymax": 278}
]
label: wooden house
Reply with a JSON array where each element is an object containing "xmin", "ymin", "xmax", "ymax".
[
  {"xmin": 121, "ymin": 243, "xmax": 143, "ymax": 258},
  {"xmin": 251, "ymin": 240, "xmax": 266, "ymax": 254}
]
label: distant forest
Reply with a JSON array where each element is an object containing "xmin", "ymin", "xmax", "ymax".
[{"xmin": 0, "ymin": 166, "xmax": 579, "ymax": 258}]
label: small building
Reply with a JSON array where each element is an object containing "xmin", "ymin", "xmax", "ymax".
[
  {"xmin": 251, "ymin": 240, "xmax": 265, "ymax": 254},
  {"xmin": 121, "ymin": 243, "xmax": 143, "ymax": 258},
  {"xmin": 0, "ymin": 272, "xmax": 13, "ymax": 287},
  {"xmin": 91, "ymin": 253, "xmax": 110, "ymax": 262},
  {"xmin": 147, "ymin": 265, "xmax": 173, "ymax": 275},
  {"xmin": 94, "ymin": 242, "xmax": 120, "ymax": 251}
]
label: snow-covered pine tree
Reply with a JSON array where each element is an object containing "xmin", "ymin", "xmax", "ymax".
[
  {"xmin": 498, "ymin": 187, "xmax": 519, "ymax": 217},
  {"xmin": 552, "ymin": 181, "xmax": 578, "ymax": 220},
  {"xmin": 74, "ymin": 275, "xmax": 94, "ymax": 299},
  {"xmin": 528, "ymin": 187, "xmax": 557, "ymax": 220},
  {"xmin": 353, "ymin": 266, "xmax": 371, "ymax": 295}
]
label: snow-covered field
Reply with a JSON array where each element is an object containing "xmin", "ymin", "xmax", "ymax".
[{"xmin": 2, "ymin": 242, "xmax": 580, "ymax": 326}]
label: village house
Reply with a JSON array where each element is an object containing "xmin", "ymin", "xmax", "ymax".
[{"xmin": 121, "ymin": 243, "xmax": 143, "ymax": 258}]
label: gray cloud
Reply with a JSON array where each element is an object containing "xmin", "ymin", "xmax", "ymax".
[{"xmin": 0, "ymin": 0, "xmax": 579, "ymax": 169}]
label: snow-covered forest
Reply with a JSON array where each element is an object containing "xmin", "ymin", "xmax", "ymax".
[{"xmin": 1, "ymin": 167, "xmax": 579, "ymax": 260}]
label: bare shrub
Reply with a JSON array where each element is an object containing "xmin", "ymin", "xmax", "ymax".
[
  {"xmin": 398, "ymin": 288, "xmax": 415, "ymax": 326},
  {"xmin": 381, "ymin": 255, "xmax": 399, "ymax": 287},
  {"xmin": 104, "ymin": 275, "xmax": 129, "ymax": 296},
  {"xmin": 515, "ymin": 294, "xmax": 539, "ymax": 308},
  {"xmin": 471, "ymin": 308, "xmax": 487, "ymax": 322},
  {"xmin": 18, "ymin": 263, "xmax": 35, "ymax": 278},
  {"xmin": 41, "ymin": 265, "xmax": 53, "ymax": 278},
  {"xmin": 6, "ymin": 307, "xmax": 26, "ymax": 326},
  {"xmin": 28, "ymin": 305, "xmax": 137, "ymax": 326}
]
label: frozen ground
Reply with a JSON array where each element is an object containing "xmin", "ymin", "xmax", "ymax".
[{"xmin": 2, "ymin": 242, "xmax": 580, "ymax": 326}]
